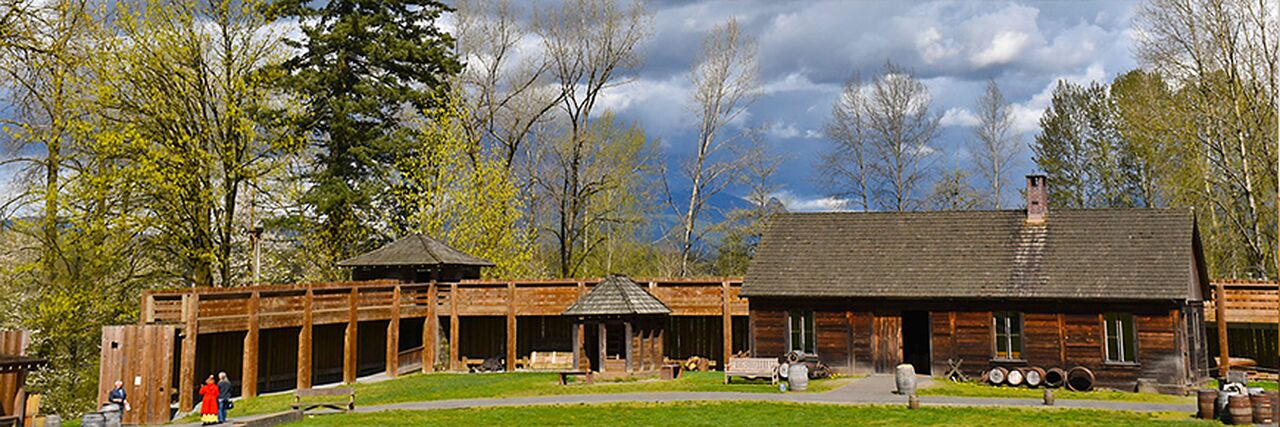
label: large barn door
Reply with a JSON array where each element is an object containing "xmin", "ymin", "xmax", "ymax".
[
  {"xmin": 872, "ymin": 313, "xmax": 902, "ymax": 373},
  {"xmin": 100, "ymin": 325, "xmax": 176, "ymax": 425}
]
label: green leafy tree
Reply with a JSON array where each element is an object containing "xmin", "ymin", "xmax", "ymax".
[
  {"xmin": 88, "ymin": 0, "xmax": 300, "ymax": 287},
  {"xmin": 391, "ymin": 94, "xmax": 534, "ymax": 277},
  {"xmin": 1032, "ymin": 80, "xmax": 1147, "ymax": 209},
  {"xmin": 276, "ymin": 0, "xmax": 463, "ymax": 275}
]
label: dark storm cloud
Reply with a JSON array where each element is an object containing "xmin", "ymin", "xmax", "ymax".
[{"xmin": 608, "ymin": 0, "xmax": 1140, "ymax": 210}]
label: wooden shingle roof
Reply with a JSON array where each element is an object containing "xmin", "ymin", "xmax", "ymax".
[
  {"xmin": 336, "ymin": 233, "xmax": 495, "ymax": 267},
  {"xmin": 563, "ymin": 275, "xmax": 671, "ymax": 316},
  {"xmin": 742, "ymin": 208, "xmax": 1206, "ymax": 301}
]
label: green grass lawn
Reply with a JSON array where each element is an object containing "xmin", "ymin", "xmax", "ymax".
[
  {"xmin": 917, "ymin": 381, "xmax": 1194, "ymax": 404},
  {"xmin": 282, "ymin": 402, "xmax": 1211, "ymax": 426},
  {"xmin": 182, "ymin": 371, "xmax": 848, "ymax": 423},
  {"xmin": 1213, "ymin": 379, "xmax": 1279, "ymax": 391}
]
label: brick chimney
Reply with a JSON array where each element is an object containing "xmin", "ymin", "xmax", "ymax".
[{"xmin": 1026, "ymin": 175, "xmax": 1047, "ymax": 223}]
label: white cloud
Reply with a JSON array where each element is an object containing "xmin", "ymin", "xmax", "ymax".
[
  {"xmin": 970, "ymin": 31, "xmax": 1032, "ymax": 67},
  {"xmin": 770, "ymin": 190, "xmax": 849, "ymax": 212},
  {"xmin": 759, "ymin": 71, "xmax": 834, "ymax": 95},
  {"xmin": 940, "ymin": 107, "xmax": 980, "ymax": 127}
]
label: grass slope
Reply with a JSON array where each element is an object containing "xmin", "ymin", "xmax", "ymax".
[
  {"xmin": 190, "ymin": 371, "xmax": 846, "ymax": 422},
  {"xmin": 917, "ymin": 381, "xmax": 1194, "ymax": 404},
  {"xmin": 283, "ymin": 402, "xmax": 1211, "ymax": 426}
]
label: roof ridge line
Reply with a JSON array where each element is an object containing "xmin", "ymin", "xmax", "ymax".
[{"xmin": 415, "ymin": 234, "xmax": 442, "ymax": 264}]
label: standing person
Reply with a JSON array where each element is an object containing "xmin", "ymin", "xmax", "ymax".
[
  {"xmin": 217, "ymin": 372, "xmax": 232, "ymax": 423},
  {"xmin": 198, "ymin": 375, "xmax": 219, "ymax": 425}
]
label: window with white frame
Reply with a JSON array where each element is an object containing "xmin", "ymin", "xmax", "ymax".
[
  {"xmin": 993, "ymin": 311, "xmax": 1023, "ymax": 360},
  {"xmin": 788, "ymin": 309, "xmax": 815, "ymax": 353},
  {"xmin": 1104, "ymin": 313, "xmax": 1137, "ymax": 363}
]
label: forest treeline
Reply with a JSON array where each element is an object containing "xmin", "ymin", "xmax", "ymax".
[{"xmin": 0, "ymin": 0, "xmax": 1274, "ymax": 414}]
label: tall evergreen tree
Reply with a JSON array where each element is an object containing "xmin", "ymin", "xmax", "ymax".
[{"xmin": 276, "ymin": 0, "xmax": 463, "ymax": 272}]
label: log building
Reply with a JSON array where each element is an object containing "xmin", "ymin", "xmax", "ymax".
[{"xmin": 742, "ymin": 176, "xmax": 1212, "ymax": 393}]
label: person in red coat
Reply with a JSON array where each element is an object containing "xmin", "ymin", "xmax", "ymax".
[{"xmin": 198, "ymin": 375, "xmax": 220, "ymax": 425}]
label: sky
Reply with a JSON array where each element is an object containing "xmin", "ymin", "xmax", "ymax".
[
  {"xmin": 570, "ymin": 0, "xmax": 1140, "ymax": 212},
  {"xmin": 1, "ymin": 0, "xmax": 1143, "ymax": 215}
]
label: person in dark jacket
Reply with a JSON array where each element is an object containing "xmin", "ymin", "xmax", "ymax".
[
  {"xmin": 216, "ymin": 372, "xmax": 232, "ymax": 423},
  {"xmin": 107, "ymin": 380, "xmax": 128, "ymax": 411}
]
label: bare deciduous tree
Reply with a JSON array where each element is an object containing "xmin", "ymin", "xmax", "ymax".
[
  {"xmin": 970, "ymin": 79, "xmax": 1021, "ymax": 209},
  {"xmin": 864, "ymin": 62, "xmax": 940, "ymax": 212},
  {"xmin": 670, "ymin": 17, "xmax": 758, "ymax": 276},
  {"xmin": 533, "ymin": 0, "xmax": 652, "ymax": 277},
  {"xmin": 453, "ymin": 0, "xmax": 560, "ymax": 169},
  {"xmin": 820, "ymin": 73, "xmax": 874, "ymax": 211}
]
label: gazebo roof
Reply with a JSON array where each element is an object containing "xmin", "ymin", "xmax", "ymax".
[
  {"xmin": 563, "ymin": 275, "xmax": 671, "ymax": 316},
  {"xmin": 336, "ymin": 233, "xmax": 495, "ymax": 268}
]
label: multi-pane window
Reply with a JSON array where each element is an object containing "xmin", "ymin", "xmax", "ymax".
[
  {"xmin": 1104, "ymin": 313, "xmax": 1137, "ymax": 363},
  {"xmin": 788, "ymin": 309, "xmax": 815, "ymax": 353},
  {"xmin": 993, "ymin": 312, "xmax": 1023, "ymax": 360}
]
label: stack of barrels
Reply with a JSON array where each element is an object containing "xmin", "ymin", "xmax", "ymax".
[
  {"xmin": 1198, "ymin": 385, "xmax": 1277, "ymax": 424},
  {"xmin": 986, "ymin": 366, "xmax": 1093, "ymax": 391}
]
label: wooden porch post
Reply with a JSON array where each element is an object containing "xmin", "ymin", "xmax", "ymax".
[
  {"xmin": 506, "ymin": 281, "xmax": 517, "ymax": 372},
  {"xmin": 624, "ymin": 321, "xmax": 633, "ymax": 373},
  {"xmin": 1216, "ymin": 281, "xmax": 1230, "ymax": 377},
  {"xmin": 722, "ymin": 280, "xmax": 732, "ymax": 365},
  {"xmin": 449, "ymin": 283, "xmax": 460, "ymax": 371},
  {"xmin": 242, "ymin": 291, "xmax": 260, "ymax": 398},
  {"xmin": 571, "ymin": 320, "xmax": 580, "ymax": 370},
  {"xmin": 344, "ymin": 287, "xmax": 358, "ymax": 384},
  {"xmin": 637, "ymin": 324, "xmax": 645, "ymax": 372},
  {"xmin": 178, "ymin": 293, "xmax": 198, "ymax": 411},
  {"xmin": 423, "ymin": 281, "xmax": 436, "ymax": 373},
  {"xmin": 297, "ymin": 287, "xmax": 313, "ymax": 389},
  {"xmin": 386, "ymin": 285, "xmax": 401, "ymax": 378},
  {"xmin": 598, "ymin": 322, "xmax": 607, "ymax": 373}
]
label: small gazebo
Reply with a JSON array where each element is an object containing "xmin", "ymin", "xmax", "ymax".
[
  {"xmin": 337, "ymin": 233, "xmax": 495, "ymax": 282},
  {"xmin": 563, "ymin": 275, "xmax": 671, "ymax": 376}
]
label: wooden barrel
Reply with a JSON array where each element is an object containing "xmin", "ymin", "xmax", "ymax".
[
  {"xmin": 1197, "ymin": 389, "xmax": 1218, "ymax": 419},
  {"xmin": 1043, "ymin": 368, "xmax": 1066, "ymax": 388},
  {"xmin": 1024, "ymin": 367, "xmax": 1045, "ymax": 388},
  {"xmin": 1252, "ymin": 392, "xmax": 1275, "ymax": 424},
  {"xmin": 1006, "ymin": 368, "xmax": 1024, "ymax": 386},
  {"xmin": 1228, "ymin": 394, "xmax": 1252, "ymax": 425},
  {"xmin": 987, "ymin": 367, "xmax": 1007, "ymax": 385},
  {"xmin": 1066, "ymin": 366, "xmax": 1094, "ymax": 392}
]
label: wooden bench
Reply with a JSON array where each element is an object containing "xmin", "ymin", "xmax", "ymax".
[
  {"xmin": 291, "ymin": 387, "xmax": 354, "ymax": 413},
  {"xmin": 528, "ymin": 351, "xmax": 574, "ymax": 371},
  {"xmin": 558, "ymin": 370, "xmax": 593, "ymax": 385},
  {"xmin": 724, "ymin": 357, "xmax": 779, "ymax": 384}
]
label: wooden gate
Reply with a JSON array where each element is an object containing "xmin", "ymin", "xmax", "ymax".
[
  {"xmin": 99, "ymin": 325, "xmax": 175, "ymax": 425},
  {"xmin": 872, "ymin": 313, "xmax": 902, "ymax": 373}
]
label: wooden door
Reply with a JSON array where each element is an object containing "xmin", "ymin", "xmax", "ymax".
[
  {"xmin": 0, "ymin": 331, "xmax": 29, "ymax": 418},
  {"xmin": 99, "ymin": 325, "xmax": 176, "ymax": 425},
  {"xmin": 872, "ymin": 313, "xmax": 902, "ymax": 373}
]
